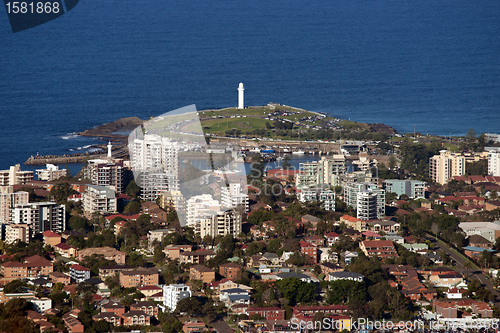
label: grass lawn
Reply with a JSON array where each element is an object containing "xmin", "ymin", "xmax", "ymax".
[{"xmin": 196, "ymin": 118, "xmax": 271, "ymax": 134}]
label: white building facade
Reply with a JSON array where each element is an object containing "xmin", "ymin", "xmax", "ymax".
[
  {"xmin": 35, "ymin": 164, "xmax": 68, "ymax": 181},
  {"xmin": 129, "ymin": 134, "xmax": 180, "ymax": 200},
  {"xmin": 488, "ymin": 149, "xmax": 500, "ymax": 177},
  {"xmin": 10, "ymin": 202, "xmax": 65, "ymax": 234},
  {"xmin": 221, "ymin": 183, "xmax": 249, "ymax": 213},
  {"xmin": 344, "ymin": 182, "xmax": 385, "ymax": 219},
  {"xmin": 163, "ymin": 284, "xmax": 192, "ymax": 312},
  {"xmin": 186, "ymin": 194, "xmax": 221, "ymax": 227},
  {"xmin": 298, "ymin": 188, "xmax": 335, "ymax": 211},
  {"xmin": 82, "ymin": 185, "xmax": 117, "ymax": 216}
]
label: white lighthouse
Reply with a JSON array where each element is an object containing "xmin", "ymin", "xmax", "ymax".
[
  {"xmin": 107, "ymin": 141, "xmax": 112, "ymax": 158},
  {"xmin": 238, "ymin": 82, "xmax": 244, "ymax": 109}
]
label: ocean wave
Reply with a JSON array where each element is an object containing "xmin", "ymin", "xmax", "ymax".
[
  {"xmin": 75, "ymin": 144, "xmax": 93, "ymax": 150},
  {"xmin": 61, "ymin": 132, "xmax": 79, "ymax": 140}
]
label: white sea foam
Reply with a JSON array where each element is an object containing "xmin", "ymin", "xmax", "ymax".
[{"xmin": 61, "ymin": 132, "xmax": 79, "ymax": 140}]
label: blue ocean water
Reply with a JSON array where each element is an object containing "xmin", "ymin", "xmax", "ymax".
[{"xmin": 0, "ymin": 0, "xmax": 499, "ymax": 170}]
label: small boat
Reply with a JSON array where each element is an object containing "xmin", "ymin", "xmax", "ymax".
[{"xmin": 292, "ymin": 150, "xmax": 305, "ymax": 155}]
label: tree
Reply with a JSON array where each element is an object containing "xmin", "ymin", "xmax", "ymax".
[
  {"xmin": 175, "ymin": 297, "xmax": 202, "ymax": 316},
  {"xmin": 3, "ymin": 280, "xmax": 28, "ymax": 294},
  {"xmin": 282, "ymin": 154, "xmax": 292, "ymax": 170},
  {"xmin": 123, "ymin": 200, "xmax": 141, "ymax": 214},
  {"xmin": 467, "ymin": 128, "xmax": 477, "ymax": 139},
  {"xmin": 125, "ymin": 180, "xmax": 141, "ymax": 198},
  {"xmin": 275, "ymin": 278, "xmax": 316, "ymax": 306},
  {"xmin": 326, "ymin": 280, "xmax": 367, "ymax": 305},
  {"xmin": 49, "ymin": 182, "xmax": 75, "ymax": 204},
  {"xmin": 388, "ymin": 156, "xmax": 397, "ymax": 170},
  {"xmin": 285, "ymin": 252, "xmax": 309, "ymax": 266}
]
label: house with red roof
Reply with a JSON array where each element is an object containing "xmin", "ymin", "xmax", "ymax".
[
  {"xmin": 265, "ymin": 169, "xmax": 301, "ymax": 182},
  {"xmin": 433, "ymin": 299, "xmax": 493, "ymax": 318},
  {"xmin": 54, "ymin": 243, "xmax": 78, "ymax": 258},
  {"xmin": 246, "ymin": 307, "xmax": 285, "ymax": 320},
  {"xmin": 362, "ymin": 230, "xmax": 382, "ymax": 240},
  {"xmin": 444, "ymin": 287, "xmax": 467, "ymax": 299},
  {"xmin": 325, "ymin": 231, "xmax": 340, "ymax": 246},
  {"xmin": 305, "ymin": 235, "xmax": 324, "ymax": 247},
  {"xmin": 137, "ymin": 285, "xmax": 162, "ymax": 297},
  {"xmin": 339, "ymin": 215, "xmax": 367, "ymax": 232},
  {"xmin": 43, "ymin": 230, "xmax": 61, "ymax": 247}
]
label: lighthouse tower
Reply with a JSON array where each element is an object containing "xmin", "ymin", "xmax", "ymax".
[
  {"xmin": 107, "ymin": 141, "xmax": 112, "ymax": 158},
  {"xmin": 238, "ymin": 82, "xmax": 244, "ymax": 109}
]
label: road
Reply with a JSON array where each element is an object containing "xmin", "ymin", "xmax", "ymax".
[{"xmin": 427, "ymin": 233, "xmax": 500, "ymax": 307}]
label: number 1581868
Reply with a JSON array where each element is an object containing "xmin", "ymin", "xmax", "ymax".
[{"xmin": 5, "ymin": 2, "xmax": 60, "ymax": 14}]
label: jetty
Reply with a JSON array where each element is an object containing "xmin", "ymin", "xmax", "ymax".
[{"xmin": 25, "ymin": 146, "xmax": 129, "ymax": 165}]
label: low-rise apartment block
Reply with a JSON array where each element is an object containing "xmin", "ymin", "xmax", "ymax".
[
  {"xmin": 189, "ymin": 265, "xmax": 216, "ymax": 284},
  {"xmin": 69, "ymin": 264, "xmax": 91, "ymax": 283},
  {"xmin": 219, "ymin": 262, "xmax": 242, "ymax": 280},
  {"xmin": 359, "ymin": 240, "xmax": 398, "ymax": 258},
  {"xmin": 0, "ymin": 255, "xmax": 53, "ymax": 281},
  {"xmin": 120, "ymin": 267, "xmax": 159, "ymax": 288},
  {"xmin": 78, "ymin": 247, "xmax": 126, "ymax": 264}
]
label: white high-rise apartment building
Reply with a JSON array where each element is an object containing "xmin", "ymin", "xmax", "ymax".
[
  {"xmin": 186, "ymin": 194, "xmax": 221, "ymax": 227},
  {"xmin": 84, "ymin": 159, "xmax": 127, "ymax": 193},
  {"xmin": 298, "ymin": 188, "xmax": 335, "ymax": 211},
  {"xmin": 163, "ymin": 284, "xmax": 191, "ymax": 312},
  {"xmin": 296, "ymin": 155, "xmax": 347, "ymax": 188},
  {"xmin": 82, "ymin": 185, "xmax": 117, "ymax": 216},
  {"xmin": 196, "ymin": 209, "xmax": 242, "ymax": 238},
  {"xmin": 429, "ymin": 150, "xmax": 466, "ymax": 185},
  {"xmin": 344, "ymin": 182, "xmax": 385, "ymax": 219},
  {"xmin": 357, "ymin": 191, "xmax": 378, "ymax": 221},
  {"xmin": 10, "ymin": 202, "xmax": 65, "ymax": 234},
  {"xmin": 130, "ymin": 134, "xmax": 179, "ymax": 200},
  {"xmin": 488, "ymin": 149, "xmax": 500, "ymax": 177},
  {"xmin": 36, "ymin": 164, "xmax": 68, "ymax": 181},
  {"xmin": 0, "ymin": 186, "xmax": 29, "ymax": 224},
  {"xmin": 221, "ymin": 183, "xmax": 249, "ymax": 213}
]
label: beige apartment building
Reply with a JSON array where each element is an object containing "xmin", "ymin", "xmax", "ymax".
[
  {"xmin": 429, "ymin": 150, "xmax": 466, "ymax": 185},
  {"xmin": 195, "ymin": 210, "xmax": 242, "ymax": 239},
  {"xmin": 5, "ymin": 223, "xmax": 31, "ymax": 244},
  {"xmin": 0, "ymin": 255, "xmax": 53, "ymax": 281},
  {"xmin": 0, "ymin": 164, "xmax": 33, "ymax": 186},
  {"xmin": 119, "ymin": 267, "xmax": 159, "ymax": 288},
  {"xmin": 78, "ymin": 247, "xmax": 126, "ymax": 264}
]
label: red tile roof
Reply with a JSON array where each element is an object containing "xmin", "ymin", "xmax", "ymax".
[
  {"xmin": 43, "ymin": 230, "xmax": 60, "ymax": 237},
  {"xmin": 70, "ymin": 264, "xmax": 90, "ymax": 271}
]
